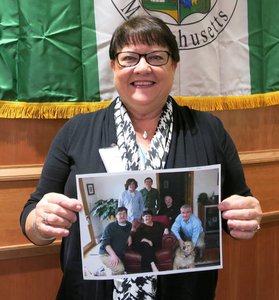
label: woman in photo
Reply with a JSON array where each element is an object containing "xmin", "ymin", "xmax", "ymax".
[{"xmin": 132, "ymin": 210, "xmax": 169, "ymax": 272}]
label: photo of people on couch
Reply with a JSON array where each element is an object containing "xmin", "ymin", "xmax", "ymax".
[{"xmin": 77, "ymin": 165, "xmax": 222, "ymax": 280}]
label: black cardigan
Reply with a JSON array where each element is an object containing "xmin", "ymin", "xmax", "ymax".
[{"xmin": 20, "ymin": 97, "xmax": 251, "ymax": 300}]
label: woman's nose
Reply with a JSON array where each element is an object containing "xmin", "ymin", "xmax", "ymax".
[{"xmin": 134, "ymin": 56, "xmax": 151, "ymax": 72}]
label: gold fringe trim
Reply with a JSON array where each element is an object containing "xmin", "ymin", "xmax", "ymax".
[
  {"xmin": 174, "ymin": 91, "xmax": 279, "ymax": 111},
  {"xmin": 0, "ymin": 91, "xmax": 279, "ymax": 119},
  {"xmin": 0, "ymin": 101, "xmax": 111, "ymax": 119}
]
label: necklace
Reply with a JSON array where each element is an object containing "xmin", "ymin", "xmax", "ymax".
[{"xmin": 143, "ymin": 131, "xmax": 148, "ymax": 139}]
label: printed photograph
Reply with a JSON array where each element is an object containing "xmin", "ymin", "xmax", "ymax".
[{"xmin": 76, "ymin": 165, "xmax": 222, "ymax": 280}]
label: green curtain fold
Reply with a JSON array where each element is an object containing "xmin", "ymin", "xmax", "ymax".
[{"xmin": 0, "ymin": 0, "xmax": 100, "ymax": 103}]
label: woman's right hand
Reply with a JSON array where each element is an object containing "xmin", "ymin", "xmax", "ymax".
[
  {"xmin": 26, "ymin": 192, "xmax": 82, "ymax": 245},
  {"xmin": 141, "ymin": 238, "xmax": 153, "ymax": 247}
]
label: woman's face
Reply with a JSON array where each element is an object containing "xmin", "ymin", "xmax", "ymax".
[
  {"xmin": 111, "ymin": 43, "xmax": 177, "ymax": 115},
  {"xmin": 143, "ymin": 214, "xmax": 153, "ymax": 224}
]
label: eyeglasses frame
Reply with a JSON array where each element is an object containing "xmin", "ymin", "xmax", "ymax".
[{"xmin": 114, "ymin": 50, "xmax": 173, "ymax": 67}]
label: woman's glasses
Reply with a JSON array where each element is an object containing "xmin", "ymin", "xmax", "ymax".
[{"xmin": 114, "ymin": 50, "xmax": 172, "ymax": 67}]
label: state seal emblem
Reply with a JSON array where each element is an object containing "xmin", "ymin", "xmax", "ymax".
[
  {"xmin": 140, "ymin": 0, "xmax": 211, "ymax": 25},
  {"xmin": 111, "ymin": 0, "xmax": 238, "ymax": 49}
]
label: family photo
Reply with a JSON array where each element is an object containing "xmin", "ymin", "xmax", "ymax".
[{"xmin": 77, "ymin": 165, "xmax": 222, "ymax": 280}]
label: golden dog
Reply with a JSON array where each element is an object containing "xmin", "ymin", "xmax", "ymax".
[{"xmin": 173, "ymin": 241, "xmax": 195, "ymax": 270}]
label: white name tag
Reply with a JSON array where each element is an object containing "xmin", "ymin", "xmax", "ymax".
[{"xmin": 99, "ymin": 146, "xmax": 126, "ymax": 173}]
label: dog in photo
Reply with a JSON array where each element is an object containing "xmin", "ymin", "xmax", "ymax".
[{"xmin": 173, "ymin": 241, "xmax": 196, "ymax": 270}]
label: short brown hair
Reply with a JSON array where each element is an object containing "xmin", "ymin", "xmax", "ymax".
[
  {"xmin": 116, "ymin": 206, "xmax": 128, "ymax": 214},
  {"xmin": 142, "ymin": 209, "xmax": 154, "ymax": 216},
  {"xmin": 109, "ymin": 15, "xmax": 180, "ymax": 63},
  {"xmin": 144, "ymin": 177, "xmax": 153, "ymax": 183}
]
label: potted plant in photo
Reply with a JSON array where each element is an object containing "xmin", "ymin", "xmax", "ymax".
[
  {"xmin": 198, "ymin": 192, "xmax": 208, "ymax": 205},
  {"xmin": 90, "ymin": 198, "xmax": 118, "ymax": 221}
]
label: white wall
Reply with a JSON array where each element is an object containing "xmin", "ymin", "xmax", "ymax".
[
  {"xmin": 79, "ymin": 173, "xmax": 158, "ymax": 246},
  {"xmin": 193, "ymin": 168, "xmax": 220, "ymax": 215}
]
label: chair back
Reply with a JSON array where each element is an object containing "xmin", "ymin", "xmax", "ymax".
[{"xmin": 152, "ymin": 215, "xmax": 170, "ymax": 228}]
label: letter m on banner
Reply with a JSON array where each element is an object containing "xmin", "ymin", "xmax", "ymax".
[{"xmin": 117, "ymin": 0, "xmax": 141, "ymax": 18}]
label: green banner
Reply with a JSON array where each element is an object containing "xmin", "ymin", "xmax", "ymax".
[
  {"xmin": 0, "ymin": 0, "xmax": 100, "ymax": 103},
  {"xmin": 248, "ymin": 0, "xmax": 279, "ymax": 94},
  {"xmin": 0, "ymin": 0, "xmax": 279, "ymax": 119}
]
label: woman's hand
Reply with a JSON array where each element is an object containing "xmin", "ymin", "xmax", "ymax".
[
  {"xmin": 26, "ymin": 192, "xmax": 82, "ymax": 245},
  {"xmin": 141, "ymin": 238, "xmax": 153, "ymax": 247},
  {"xmin": 163, "ymin": 228, "xmax": 169, "ymax": 235},
  {"xmin": 218, "ymin": 195, "xmax": 262, "ymax": 240}
]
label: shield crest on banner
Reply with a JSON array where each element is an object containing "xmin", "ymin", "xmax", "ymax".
[{"xmin": 140, "ymin": 0, "xmax": 211, "ymax": 24}]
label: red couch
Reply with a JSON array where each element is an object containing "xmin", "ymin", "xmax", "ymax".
[{"xmin": 123, "ymin": 215, "xmax": 177, "ymax": 273}]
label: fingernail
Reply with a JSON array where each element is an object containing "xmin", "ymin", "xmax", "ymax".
[
  {"xmin": 228, "ymin": 221, "xmax": 235, "ymax": 228},
  {"xmin": 218, "ymin": 203, "xmax": 224, "ymax": 210},
  {"xmin": 222, "ymin": 212, "xmax": 228, "ymax": 218}
]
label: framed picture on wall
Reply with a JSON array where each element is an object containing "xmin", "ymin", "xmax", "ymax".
[{"xmin": 87, "ymin": 183, "xmax": 95, "ymax": 195}]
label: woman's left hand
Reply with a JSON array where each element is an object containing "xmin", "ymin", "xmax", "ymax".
[
  {"xmin": 163, "ymin": 228, "xmax": 169, "ymax": 235},
  {"xmin": 141, "ymin": 238, "xmax": 153, "ymax": 247},
  {"xmin": 218, "ymin": 195, "xmax": 262, "ymax": 240}
]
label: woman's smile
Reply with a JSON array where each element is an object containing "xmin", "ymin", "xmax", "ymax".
[{"xmin": 131, "ymin": 80, "xmax": 155, "ymax": 87}]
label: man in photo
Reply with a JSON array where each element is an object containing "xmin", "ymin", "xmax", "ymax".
[
  {"xmin": 99, "ymin": 207, "xmax": 132, "ymax": 275},
  {"xmin": 140, "ymin": 177, "xmax": 160, "ymax": 215},
  {"xmin": 157, "ymin": 195, "xmax": 180, "ymax": 226},
  {"xmin": 171, "ymin": 204, "xmax": 205, "ymax": 260}
]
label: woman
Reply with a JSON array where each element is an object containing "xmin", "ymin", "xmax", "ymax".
[
  {"xmin": 118, "ymin": 178, "xmax": 144, "ymax": 221},
  {"xmin": 20, "ymin": 15, "xmax": 262, "ymax": 300},
  {"xmin": 132, "ymin": 210, "xmax": 169, "ymax": 272}
]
